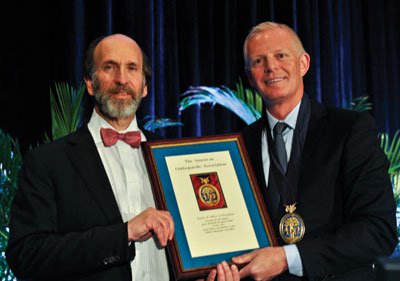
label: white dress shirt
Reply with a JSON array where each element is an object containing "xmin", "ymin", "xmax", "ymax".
[
  {"xmin": 262, "ymin": 101, "xmax": 304, "ymax": 277},
  {"xmin": 88, "ymin": 110, "xmax": 169, "ymax": 281}
]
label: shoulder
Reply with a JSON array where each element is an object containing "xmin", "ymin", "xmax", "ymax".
[
  {"xmin": 24, "ymin": 126, "xmax": 90, "ymax": 161},
  {"xmin": 311, "ymin": 99, "xmax": 377, "ymax": 131},
  {"xmin": 241, "ymin": 118, "xmax": 264, "ymax": 135},
  {"xmin": 239, "ymin": 118, "xmax": 264, "ymax": 149}
]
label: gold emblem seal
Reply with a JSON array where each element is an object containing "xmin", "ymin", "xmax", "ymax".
[
  {"xmin": 279, "ymin": 203, "xmax": 305, "ymax": 244},
  {"xmin": 198, "ymin": 176, "xmax": 220, "ymax": 207}
]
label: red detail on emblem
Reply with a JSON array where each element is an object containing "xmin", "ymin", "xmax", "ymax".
[{"xmin": 190, "ymin": 172, "xmax": 227, "ymax": 211}]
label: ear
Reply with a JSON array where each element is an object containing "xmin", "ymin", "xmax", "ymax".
[
  {"xmin": 300, "ymin": 52, "xmax": 310, "ymax": 77},
  {"xmin": 142, "ymin": 83, "xmax": 148, "ymax": 98},
  {"xmin": 84, "ymin": 78, "xmax": 94, "ymax": 97}
]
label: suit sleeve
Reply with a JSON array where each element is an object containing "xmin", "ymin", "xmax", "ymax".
[
  {"xmin": 5, "ymin": 148, "xmax": 134, "ymax": 279},
  {"xmin": 297, "ymin": 112, "xmax": 398, "ymax": 280}
]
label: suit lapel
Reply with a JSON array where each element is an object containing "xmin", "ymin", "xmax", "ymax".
[
  {"xmin": 243, "ymin": 119, "xmax": 268, "ymax": 191},
  {"xmin": 301, "ymin": 100, "xmax": 328, "ymax": 171},
  {"xmin": 67, "ymin": 126, "xmax": 123, "ymax": 224},
  {"xmin": 243, "ymin": 119, "xmax": 281, "ymax": 228}
]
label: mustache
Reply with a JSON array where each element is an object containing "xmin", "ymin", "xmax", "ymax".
[{"xmin": 108, "ymin": 85, "xmax": 135, "ymax": 96}]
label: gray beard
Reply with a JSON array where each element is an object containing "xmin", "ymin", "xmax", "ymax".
[
  {"xmin": 94, "ymin": 92, "xmax": 142, "ymax": 120},
  {"xmin": 92, "ymin": 80, "xmax": 143, "ymax": 120}
]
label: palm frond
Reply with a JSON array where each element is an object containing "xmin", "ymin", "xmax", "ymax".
[
  {"xmin": 235, "ymin": 77, "xmax": 263, "ymax": 114},
  {"xmin": 379, "ymin": 130, "xmax": 400, "ymax": 205},
  {"xmin": 392, "ymin": 174, "xmax": 400, "ymax": 205},
  {"xmin": 380, "ymin": 130, "xmax": 400, "ymax": 175},
  {"xmin": 178, "ymin": 84, "xmax": 261, "ymax": 125},
  {"xmin": 0, "ymin": 130, "xmax": 21, "ymax": 222},
  {"xmin": 0, "ymin": 129, "xmax": 20, "ymax": 280},
  {"xmin": 345, "ymin": 95, "xmax": 372, "ymax": 112},
  {"xmin": 46, "ymin": 82, "xmax": 86, "ymax": 141},
  {"xmin": 142, "ymin": 116, "xmax": 183, "ymax": 132}
]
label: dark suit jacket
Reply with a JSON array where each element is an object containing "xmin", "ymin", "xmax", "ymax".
[
  {"xmin": 6, "ymin": 125, "xmax": 171, "ymax": 281},
  {"xmin": 241, "ymin": 100, "xmax": 398, "ymax": 281}
]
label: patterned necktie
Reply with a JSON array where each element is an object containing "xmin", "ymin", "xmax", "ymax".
[
  {"xmin": 273, "ymin": 122, "xmax": 289, "ymax": 175},
  {"xmin": 100, "ymin": 128, "xmax": 141, "ymax": 148}
]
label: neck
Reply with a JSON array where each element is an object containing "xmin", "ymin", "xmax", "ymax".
[
  {"xmin": 95, "ymin": 107, "xmax": 135, "ymax": 131},
  {"xmin": 266, "ymin": 93, "xmax": 303, "ymax": 120},
  {"xmin": 267, "ymin": 102, "xmax": 297, "ymax": 120}
]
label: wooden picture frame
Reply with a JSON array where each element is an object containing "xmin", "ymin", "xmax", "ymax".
[{"xmin": 142, "ymin": 133, "xmax": 277, "ymax": 280}]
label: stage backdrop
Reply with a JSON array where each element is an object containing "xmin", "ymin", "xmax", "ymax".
[{"xmin": 0, "ymin": 0, "xmax": 399, "ymax": 153}]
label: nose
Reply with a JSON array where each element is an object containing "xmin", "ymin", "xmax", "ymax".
[
  {"xmin": 114, "ymin": 68, "xmax": 128, "ymax": 85},
  {"xmin": 264, "ymin": 58, "xmax": 278, "ymax": 73}
]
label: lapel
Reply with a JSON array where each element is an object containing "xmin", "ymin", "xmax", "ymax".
[
  {"xmin": 243, "ymin": 101, "xmax": 329, "ymax": 233},
  {"xmin": 67, "ymin": 126, "xmax": 123, "ymax": 224},
  {"xmin": 301, "ymin": 100, "xmax": 328, "ymax": 172},
  {"xmin": 243, "ymin": 118, "xmax": 281, "ymax": 228},
  {"xmin": 243, "ymin": 119, "xmax": 268, "ymax": 191}
]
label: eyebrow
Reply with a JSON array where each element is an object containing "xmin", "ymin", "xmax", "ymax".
[
  {"xmin": 272, "ymin": 48, "xmax": 288, "ymax": 53},
  {"xmin": 101, "ymin": 60, "xmax": 139, "ymax": 67}
]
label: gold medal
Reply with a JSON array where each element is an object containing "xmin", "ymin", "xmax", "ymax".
[
  {"xmin": 198, "ymin": 176, "xmax": 221, "ymax": 207},
  {"xmin": 279, "ymin": 203, "xmax": 305, "ymax": 244}
]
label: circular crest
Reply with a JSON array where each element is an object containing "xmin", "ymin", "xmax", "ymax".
[
  {"xmin": 279, "ymin": 212, "xmax": 305, "ymax": 244},
  {"xmin": 198, "ymin": 184, "xmax": 221, "ymax": 207}
]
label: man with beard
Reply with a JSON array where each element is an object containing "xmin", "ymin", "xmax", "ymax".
[{"xmin": 6, "ymin": 34, "xmax": 238, "ymax": 281}]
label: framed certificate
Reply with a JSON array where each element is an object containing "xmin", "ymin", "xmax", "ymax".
[{"xmin": 142, "ymin": 133, "xmax": 277, "ymax": 280}]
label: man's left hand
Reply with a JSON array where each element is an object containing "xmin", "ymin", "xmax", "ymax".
[
  {"xmin": 232, "ymin": 247, "xmax": 288, "ymax": 281},
  {"xmin": 196, "ymin": 261, "xmax": 239, "ymax": 281}
]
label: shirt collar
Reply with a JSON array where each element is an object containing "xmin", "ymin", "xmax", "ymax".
[
  {"xmin": 266, "ymin": 100, "xmax": 301, "ymax": 131},
  {"xmin": 87, "ymin": 109, "xmax": 146, "ymax": 144}
]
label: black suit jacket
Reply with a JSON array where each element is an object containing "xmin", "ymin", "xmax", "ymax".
[
  {"xmin": 241, "ymin": 100, "xmax": 397, "ymax": 281},
  {"xmin": 6, "ymin": 125, "xmax": 171, "ymax": 281}
]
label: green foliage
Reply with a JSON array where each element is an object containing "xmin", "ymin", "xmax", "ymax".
[
  {"xmin": 379, "ymin": 130, "xmax": 400, "ymax": 203},
  {"xmin": 380, "ymin": 130, "xmax": 400, "ymax": 175},
  {"xmin": 0, "ymin": 130, "xmax": 21, "ymax": 280},
  {"xmin": 45, "ymin": 82, "xmax": 86, "ymax": 141},
  {"xmin": 234, "ymin": 77, "xmax": 263, "ymax": 116},
  {"xmin": 345, "ymin": 95, "xmax": 373, "ymax": 112}
]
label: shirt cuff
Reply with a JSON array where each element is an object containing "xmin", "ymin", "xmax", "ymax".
[{"xmin": 283, "ymin": 244, "xmax": 303, "ymax": 276}]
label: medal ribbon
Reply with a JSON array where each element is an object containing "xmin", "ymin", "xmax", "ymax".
[{"xmin": 265, "ymin": 94, "xmax": 311, "ymax": 207}]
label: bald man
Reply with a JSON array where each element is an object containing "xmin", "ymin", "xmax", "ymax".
[{"xmin": 7, "ymin": 33, "xmax": 239, "ymax": 281}]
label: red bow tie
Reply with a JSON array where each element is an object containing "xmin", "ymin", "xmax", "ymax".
[{"xmin": 100, "ymin": 128, "xmax": 141, "ymax": 148}]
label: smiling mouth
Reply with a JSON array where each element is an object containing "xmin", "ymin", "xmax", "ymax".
[{"xmin": 265, "ymin": 77, "xmax": 285, "ymax": 84}]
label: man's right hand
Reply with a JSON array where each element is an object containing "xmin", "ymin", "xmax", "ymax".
[
  {"xmin": 127, "ymin": 207, "xmax": 174, "ymax": 247},
  {"xmin": 232, "ymin": 246, "xmax": 288, "ymax": 280}
]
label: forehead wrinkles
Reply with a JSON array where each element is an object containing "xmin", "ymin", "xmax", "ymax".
[{"xmin": 94, "ymin": 38, "xmax": 143, "ymax": 68}]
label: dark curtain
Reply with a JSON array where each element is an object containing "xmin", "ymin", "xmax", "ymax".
[{"xmin": 1, "ymin": 0, "xmax": 399, "ymax": 153}]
